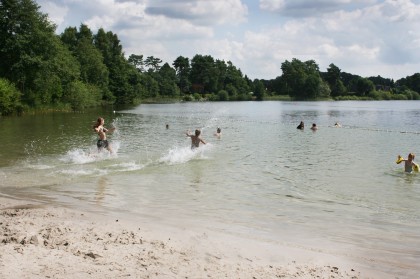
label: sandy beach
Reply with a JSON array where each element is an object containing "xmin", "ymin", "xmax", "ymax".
[{"xmin": 0, "ymin": 195, "xmax": 388, "ymax": 279}]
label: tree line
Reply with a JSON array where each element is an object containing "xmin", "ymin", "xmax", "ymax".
[
  {"xmin": 1, "ymin": 0, "xmax": 419, "ymax": 116},
  {"xmin": 263, "ymin": 59, "xmax": 420, "ymax": 101}
]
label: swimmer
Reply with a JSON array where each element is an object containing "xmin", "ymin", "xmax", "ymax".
[
  {"xmin": 297, "ymin": 121, "xmax": 304, "ymax": 130},
  {"xmin": 397, "ymin": 153, "xmax": 417, "ymax": 173},
  {"xmin": 310, "ymin": 123, "xmax": 318, "ymax": 131},
  {"xmin": 214, "ymin": 127, "xmax": 222, "ymax": 138},
  {"xmin": 186, "ymin": 129, "xmax": 206, "ymax": 149}
]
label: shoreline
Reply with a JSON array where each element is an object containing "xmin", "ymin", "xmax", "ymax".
[{"xmin": 0, "ymin": 195, "xmax": 395, "ymax": 278}]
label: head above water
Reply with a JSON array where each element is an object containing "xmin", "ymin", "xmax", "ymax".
[
  {"xmin": 408, "ymin": 153, "xmax": 415, "ymax": 160},
  {"xmin": 94, "ymin": 117, "xmax": 104, "ymax": 128},
  {"xmin": 195, "ymin": 129, "xmax": 201, "ymax": 136},
  {"xmin": 217, "ymin": 127, "xmax": 221, "ymax": 133}
]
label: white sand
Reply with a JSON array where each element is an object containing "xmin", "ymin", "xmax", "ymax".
[{"xmin": 0, "ymin": 196, "xmax": 386, "ymax": 278}]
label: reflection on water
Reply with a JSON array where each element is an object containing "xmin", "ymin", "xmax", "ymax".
[
  {"xmin": 1, "ymin": 101, "xmax": 420, "ymax": 277},
  {"xmin": 95, "ymin": 176, "xmax": 107, "ymax": 206}
]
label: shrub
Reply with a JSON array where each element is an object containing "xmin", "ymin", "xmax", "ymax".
[
  {"xmin": 183, "ymin": 94, "xmax": 194, "ymax": 102},
  {"xmin": 64, "ymin": 81, "xmax": 101, "ymax": 111},
  {"xmin": 193, "ymin": 93, "xmax": 202, "ymax": 101},
  {"xmin": 0, "ymin": 78, "xmax": 22, "ymax": 116},
  {"xmin": 217, "ymin": 90, "xmax": 229, "ymax": 101}
]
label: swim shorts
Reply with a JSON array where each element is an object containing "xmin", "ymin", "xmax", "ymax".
[{"xmin": 97, "ymin": 140, "xmax": 109, "ymax": 149}]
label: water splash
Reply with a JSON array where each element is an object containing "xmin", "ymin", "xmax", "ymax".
[
  {"xmin": 24, "ymin": 138, "xmax": 50, "ymax": 157},
  {"xmin": 110, "ymin": 117, "xmax": 121, "ymax": 138},
  {"xmin": 184, "ymin": 105, "xmax": 228, "ymax": 137},
  {"xmin": 159, "ymin": 144, "xmax": 213, "ymax": 165},
  {"xmin": 60, "ymin": 148, "xmax": 114, "ymax": 164}
]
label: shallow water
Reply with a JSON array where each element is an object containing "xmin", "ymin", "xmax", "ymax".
[{"xmin": 1, "ymin": 101, "xmax": 420, "ymax": 277}]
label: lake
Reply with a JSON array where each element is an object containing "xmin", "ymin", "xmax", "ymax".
[{"xmin": 1, "ymin": 101, "xmax": 419, "ymax": 278}]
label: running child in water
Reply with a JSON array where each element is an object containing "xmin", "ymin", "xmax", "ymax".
[
  {"xmin": 186, "ymin": 129, "xmax": 206, "ymax": 149},
  {"xmin": 93, "ymin": 117, "xmax": 115, "ymax": 153},
  {"xmin": 397, "ymin": 153, "xmax": 418, "ymax": 173}
]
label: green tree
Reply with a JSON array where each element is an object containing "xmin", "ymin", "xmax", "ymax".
[
  {"xmin": 21, "ymin": 31, "xmax": 80, "ymax": 106},
  {"xmin": 225, "ymin": 83, "xmax": 238, "ymax": 100},
  {"xmin": 145, "ymin": 56, "xmax": 162, "ymax": 72},
  {"xmin": 318, "ymin": 78, "xmax": 331, "ymax": 99},
  {"xmin": 140, "ymin": 74, "xmax": 159, "ymax": 99},
  {"xmin": 157, "ymin": 63, "xmax": 180, "ymax": 97},
  {"xmin": 281, "ymin": 59, "xmax": 322, "ymax": 100},
  {"xmin": 269, "ymin": 76, "xmax": 288, "ymax": 95},
  {"xmin": 61, "ymin": 25, "xmax": 109, "ymax": 100},
  {"xmin": 128, "ymin": 54, "xmax": 145, "ymax": 72},
  {"xmin": 94, "ymin": 29, "xmax": 133, "ymax": 103},
  {"xmin": 333, "ymin": 80, "xmax": 347, "ymax": 97},
  {"xmin": 190, "ymin": 54, "xmax": 218, "ymax": 93},
  {"xmin": 325, "ymin": 63, "xmax": 346, "ymax": 97},
  {"xmin": 217, "ymin": 90, "xmax": 229, "ymax": 101},
  {"xmin": 225, "ymin": 61, "xmax": 250, "ymax": 96},
  {"xmin": 368, "ymin": 75, "xmax": 394, "ymax": 89},
  {"xmin": 173, "ymin": 56, "xmax": 191, "ymax": 94},
  {"xmin": 0, "ymin": 0, "xmax": 80, "ymax": 106},
  {"xmin": 63, "ymin": 80, "xmax": 100, "ymax": 111},
  {"xmin": 253, "ymin": 79, "xmax": 266, "ymax": 101},
  {"xmin": 325, "ymin": 63, "xmax": 340, "ymax": 85},
  {"xmin": 77, "ymin": 40, "xmax": 109, "ymax": 89},
  {"xmin": 214, "ymin": 59, "xmax": 227, "ymax": 92},
  {"xmin": 304, "ymin": 74, "xmax": 320, "ymax": 99},
  {"xmin": 0, "ymin": 78, "xmax": 21, "ymax": 115},
  {"xmin": 60, "ymin": 26, "xmax": 78, "ymax": 52},
  {"xmin": 350, "ymin": 77, "xmax": 375, "ymax": 96},
  {"xmin": 397, "ymin": 73, "xmax": 420, "ymax": 93}
]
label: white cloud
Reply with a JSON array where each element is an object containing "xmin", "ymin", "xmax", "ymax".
[
  {"xmin": 144, "ymin": 0, "xmax": 248, "ymax": 25},
  {"xmin": 36, "ymin": 0, "xmax": 420, "ymax": 80},
  {"xmin": 37, "ymin": 1, "xmax": 69, "ymax": 26},
  {"xmin": 260, "ymin": 0, "xmax": 286, "ymax": 11},
  {"xmin": 242, "ymin": 0, "xmax": 420, "ymax": 78},
  {"xmin": 258, "ymin": 0, "xmax": 377, "ymax": 17}
]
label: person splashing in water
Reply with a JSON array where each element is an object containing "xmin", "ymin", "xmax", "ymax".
[
  {"xmin": 93, "ymin": 117, "xmax": 115, "ymax": 153},
  {"xmin": 397, "ymin": 153, "xmax": 418, "ymax": 173},
  {"xmin": 214, "ymin": 127, "xmax": 222, "ymax": 138},
  {"xmin": 297, "ymin": 121, "xmax": 304, "ymax": 130},
  {"xmin": 186, "ymin": 129, "xmax": 206, "ymax": 150}
]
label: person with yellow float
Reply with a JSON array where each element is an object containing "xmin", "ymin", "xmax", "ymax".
[{"xmin": 396, "ymin": 153, "xmax": 419, "ymax": 173}]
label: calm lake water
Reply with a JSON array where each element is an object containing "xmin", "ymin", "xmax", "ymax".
[{"xmin": 1, "ymin": 101, "xmax": 420, "ymax": 277}]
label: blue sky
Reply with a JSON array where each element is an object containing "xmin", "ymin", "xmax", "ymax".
[{"xmin": 37, "ymin": 0, "xmax": 420, "ymax": 80}]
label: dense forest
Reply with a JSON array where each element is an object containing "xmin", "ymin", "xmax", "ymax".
[{"xmin": 1, "ymin": 0, "xmax": 420, "ymax": 116}]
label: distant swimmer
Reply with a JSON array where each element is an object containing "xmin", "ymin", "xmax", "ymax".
[
  {"xmin": 214, "ymin": 127, "xmax": 222, "ymax": 138},
  {"xmin": 93, "ymin": 117, "xmax": 115, "ymax": 153},
  {"xmin": 186, "ymin": 129, "xmax": 206, "ymax": 149},
  {"xmin": 297, "ymin": 121, "xmax": 304, "ymax": 130},
  {"xmin": 334, "ymin": 122, "xmax": 342, "ymax": 128},
  {"xmin": 396, "ymin": 153, "xmax": 419, "ymax": 173},
  {"xmin": 310, "ymin": 123, "xmax": 318, "ymax": 131}
]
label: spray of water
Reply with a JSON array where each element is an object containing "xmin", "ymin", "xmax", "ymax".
[{"xmin": 158, "ymin": 143, "xmax": 213, "ymax": 165}]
